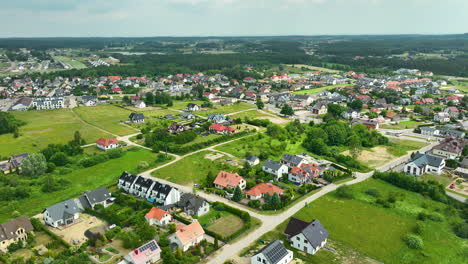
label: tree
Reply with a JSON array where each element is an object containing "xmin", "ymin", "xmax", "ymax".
[
  {"xmin": 403, "ymin": 234, "xmax": 423, "ymax": 249},
  {"xmin": 232, "ymin": 186, "xmax": 242, "ymax": 202},
  {"xmin": 255, "ymin": 98, "xmax": 264, "ymax": 109},
  {"xmin": 280, "ymin": 104, "xmax": 294, "ymax": 116},
  {"xmin": 349, "ymin": 99, "xmax": 363, "ymax": 111},
  {"xmin": 348, "ymin": 134, "xmax": 362, "ymax": 159},
  {"xmin": 303, "ymin": 138, "xmax": 329, "ymax": 155},
  {"xmin": 271, "ymin": 193, "xmax": 280, "ymax": 206},
  {"xmin": 327, "ymin": 104, "xmax": 343, "ymax": 117},
  {"xmin": 21, "ymin": 153, "xmax": 47, "ymax": 177},
  {"xmin": 414, "ymin": 105, "xmax": 423, "ymax": 114},
  {"xmin": 263, "ymin": 192, "xmax": 272, "ymax": 204},
  {"xmin": 335, "ymin": 185, "xmax": 354, "ymax": 199},
  {"xmin": 50, "ymin": 152, "xmax": 68, "ymax": 166},
  {"xmin": 145, "ymin": 92, "xmax": 154, "ymax": 105}
]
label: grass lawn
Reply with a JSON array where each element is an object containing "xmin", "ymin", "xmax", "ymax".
[
  {"xmin": 292, "ymin": 84, "xmax": 350, "ymax": 95},
  {"xmin": 284, "ymin": 64, "xmax": 341, "ymax": 73},
  {"xmin": 73, "ymin": 105, "xmax": 137, "ymax": 136},
  {"xmin": 151, "ymin": 151, "xmax": 231, "ymax": 186},
  {"xmin": 419, "ymin": 173, "xmax": 454, "ymax": 186},
  {"xmin": 197, "ymin": 209, "xmax": 244, "ymax": 237},
  {"xmin": 0, "ymin": 109, "xmax": 112, "ymax": 157},
  {"xmin": 386, "ymin": 138, "xmax": 428, "ymax": 157},
  {"xmin": 250, "ymin": 178, "xmax": 467, "ymax": 264},
  {"xmin": 0, "ymin": 148, "xmax": 171, "ymax": 222},
  {"xmin": 124, "ymin": 106, "xmax": 181, "ymax": 117},
  {"xmin": 380, "ymin": 120, "xmax": 422, "ymax": 130},
  {"xmin": 170, "ymin": 100, "xmax": 205, "ymax": 111},
  {"xmin": 229, "ymin": 110, "xmax": 273, "ymax": 120},
  {"xmin": 54, "ymin": 56, "xmax": 87, "ymax": 69},
  {"xmin": 197, "ymin": 102, "xmax": 256, "ymax": 117}
]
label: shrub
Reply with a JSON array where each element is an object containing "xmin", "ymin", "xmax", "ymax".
[
  {"xmin": 403, "ymin": 234, "xmax": 424, "ymax": 249},
  {"xmin": 335, "ymin": 185, "xmax": 354, "ymax": 199},
  {"xmin": 413, "ymin": 222, "xmax": 424, "ymax": 235},
  {"xmin": 453, "ymin": 223, "xmax": 468, "ymax": 239},
  {"xmin": 138, "ymin": 161, "xmax": 149, "ymax": 170},
  {"xmin": 365, "ymin": 188, "xmax": 380, "ymax": 197},
  {"xmin": 107, "ymin": 148, "xmax": 124, "ymax": 159},
  {"xmin": 248, "ymin": 200, "xmax": 261, "ymax": 208}
]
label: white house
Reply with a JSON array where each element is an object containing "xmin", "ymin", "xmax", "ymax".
[
  {"xmin": 251, "ymin": 240, "xmax": 293, "ymax": 264},
  {"xmin": 342, "ymin": 109, "xmax": 359, "ymax": 120},
  {"xmin": 96, "ymin": 138, "xmax": 120, "ymax": 151},
  {"xmin": 187, "ymin": 103, "xmax": 200, "ymax": 112},
  {"xmin": 169, "ymin": 221, "xmax": 205, "ymax": 252},
  {"xmin": 134, "ymin": 100, "xmax": 146, "ymax": 109},
  {"xmin": 145, "ymin": 207, "xmax": 172, "ymax": 226},
  {"xmin": 262, "ymin": 160, "xmax": 289, "ymax": 180},
  {"xmin": 434, "ymin": 112, "xmax": 450, "ymax": 123},
  {"xmin": 43, "ymin": 199, "xmax": 82, "ymax": 228},
  {"xmin": 404, "ymin": 153, "xmax": 445, "ymax": 177},
  {"xmin": 284, "ymin": 218, "xmax": 329, "ymax": 255}
]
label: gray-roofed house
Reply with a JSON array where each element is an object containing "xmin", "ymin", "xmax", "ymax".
[
  {"xmin": 0, "ymin": 217, "xmax": 34, "ymax": 253},
  {"xmin": 0, "ymin": 153, "xmax": 29, "ymax": 174},
  {"xmin": 280, "ymin": 154, "xmax": 305, "ymax": 169},
  {"xmin": 262, "ymin": 160, "xmax": 289, "ymax": 180},
  {"xmin": 246, "ymin": 155, "xmax": 260, "ymax": 167},
  {"xmin": 178, "ymin": 193, "xmax": 210, "ymax": 217},
  {"xmin": 251, "ymin": 240, "xmax": 293, "ymax": 264},
  {"xmin": 404, "ymin": 153, "xmax": 446, "ymax": 177},
  {"xmin": 432, "ymin": 137, "xmax": 467, "ymax": 159},
  {"xmin": 10, "ymin": 97, "xmax": 33, "ymax": 111},
  {"xmin": 187, "ymin": 103, "xmax": 200, "ymax": 112},
  {"xmin": 179, "ymin": 112, "xmax": 195, "ymax": 120},
  {"xmin": 129, "ymin": 113, "xmax": 145, "ymax": 123},
  {"xmin": 284, "ymin": 217, "xmax": 329, "ymax": 255},
  {"xmin": 43, "ymin": 199, "xmax": 82, "ymax": 228},
  {"xmin": 420, "ymin": 127, "xmax": 439, "ymax": 137},
  {"xmin": 79, "ymin": 187, "xmax": 113, "ymax": 209},
  {"xmin": 207, "ymin": 114, "xmax": 226, "ymax": 124},
  {"xmin": 81, "ymin": 95, "xmax": 98, "ymax": 106}
]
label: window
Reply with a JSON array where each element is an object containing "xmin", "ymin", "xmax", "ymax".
[
  {"xmin": 304, "ymin": 246, "xmax": 307, "ymax": 251},
  {"xmin": 257, "ymin": 257, "xmax": 261, "ymax": 261},
  {"xmin": 296, "ymin": 236, "xmax": 300, "ymax": 241}
]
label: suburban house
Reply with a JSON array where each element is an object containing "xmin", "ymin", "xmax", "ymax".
[
  {"xmin": 178, "ymin": 193, "xmax": 210, "ymax": 217},
  {"xmin": 209, "ymin": 123, "xmax": 235, "ymax": 135},
  {"xmin": 145, "ymin": 207, "xmax": 172, "ymax": 226},
  {"xmin": 134, "ymin": 100, "xmax": 146, "ymax": 109},
  {"xmin": 0, "ymin": 153, "xmax": 29, "ymax": 174},
  {"xmin": 117, "ymin": 172, "xmax": 181, "ymax": 205},
  {"xmin": 169, "ymin": 222, "xmax": 205, "ymax": 252},
  {"xmin": 187, "ymin": 103, "xmax": 200, "ymax": 112},
  {"xmin": 0, "ymin": 217, "xmax": 34, "ymax": 253},
  {"xmin": 78, "ymin": 186, "xmax": 113, "ymax": 209},
  {"xmin": 32, "ymin": 97, "xmax": 65, "ymax": 110},
  {"xmin": 246, "ymin": 155, "xmax": 260, "ymax": 166},
  {"xmin": 351, "ymin": 118, "xmax": 379, "ymax": 130},
  {"xmin": 207, "ymin": 114, "xmax": 227, "ymax": 124},
  {"xmin": 420, "ymin": 127, "xmax": 440, "ymax": 137},
  {"xmin": 245, "ymin": 183, "xmax": 284, "ymax": 200},
  {"xmin": 284, "ymin": 218, "xmax": 329, "ymax": 255},
  {"xmin": 431, "ymin": 137, "xmax": 467, "ymax": 159},
  {"xmin": 124, "ymin": 240, "xmax": 161, "ymax": 264},
  {"xmin": 81, "ymin": 95, "xmax": 98, "ymax": 106},
  {"xmin": 434, "ymin": 112, "xmax": 450, "ymax": 123},
  {"xmin": 96, "ymin": 138, "xmax": 120, "ymax": 151},
  {"xmin": 9, "ymin": 97, "xmax": 32, "ymax": 111},
  {"xmin": 262, "ymin": 160, "xmax": 289, "ymax": 180},
  {"xmin": 342, "ymin": 109, "xmax": 359, "ymax": 120},
  {"xmin": 280, "ymin": 154, "xmax": 306, "ymax": 169},
  {"xmin": 43, "ymin": 199, "xmax": 82, "ymax": 228},
  {"xmin": 251, "ymin": 240, "xmax": 293, "ymax": 264},
  {"xmin": 214, "ymin": 171, "xmax": 246, "ymax": 190},
  {"xmin": 129, "ymin": 113, "xmax": 145, "ymax": 123},
  {"xmin": 168, "ymin": 123, "xmax": 186, "ymax": 134},
  {"xmin": 309, "ymin": 102, "xmax": 328, "ymax": 115},
  {"xmin": 180, "ymin": 112, "xmax": 195, "ymax": 120},
  {"xmin": 404, "ymin": 153, "xmax": 445, "ymax": 177},
  {"xmin": 288, "ymin": 163, "xmax": 320, "ymax": 185}
]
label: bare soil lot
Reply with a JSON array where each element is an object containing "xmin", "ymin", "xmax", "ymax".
[
  {"xmin": 342, "ymin": 146, "xmax": 396, "ymax": 168},
  {"xmin": 49, "ymin": 214, "xmax": 107, "ymax": 245}
]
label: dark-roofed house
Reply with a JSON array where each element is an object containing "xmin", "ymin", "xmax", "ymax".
[
  {"xmin": 0, "ymin": 217, "xmax": 34, "ymax": 253},
  {"xmin": 0, "ymin": 153, "xmax": 29, "ymax": 174},
  {"xmin": 147, "ymin": 181, "xmax": 181, "ymax": 205},
  {"xmin": 431, "ymin": 137, "xmax": 467, "ymax": 159},
  {"xmin": 131, "ymin": 176, "xmax": 156, "ymax": 198},
  {"xmin": 43, "ymin": 199, "xmax": 82, "ymax": 228},
  {"xmin": 404, "ymin": 153, "xmax": 445, "ymax": 177},
  {"xmin": 129, "ymin": 113, "xmax": 145, "ymax": 123},
  {"xmin": 187, "ymin": 103, "xmax": 200, "ymax": 112},
  {"xmin": 262, "ymin": 160, "xmax": 288, "ymax": 180},
  {"xmin": 251, "ymin": 240, "xmax": 293, "ymax": 264},
  {"xmin": 280, "ymin": 154, "xmax": 305, "ymax": 169},
  {"xmin": 10, "ymin": 97, "xmax": 32, "ymax": 111},
  {"xmin": 246, "ymin": 155, "xmax": 260, "ymax": 166},
  {"xmin": 284, "ymin": 218, "xmax": 329, "ymax": 255},
  {"xmin": 79, "ymin": 187, "xmax": 113, "ymax": 209},
  {"xmin": 117, "ymin": 171, "xmax": 139, "ymax": 192},
  {"xmin": 178, "ymin": 193, "xmax": 210, "ymax": 217},
  {"xmin": 180, "ymin": 112, "xmax": 195, "ymax": 120}
]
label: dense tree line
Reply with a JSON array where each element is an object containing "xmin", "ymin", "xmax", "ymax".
[{"xmin": 0, "ymin": 112, "xmax": 25, "ymax": 136}]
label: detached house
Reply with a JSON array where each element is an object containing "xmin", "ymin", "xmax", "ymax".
[
  {"xmin": 251, "ymin": 240, "xmax": 293, "ymax": 264},
  {"xmin": 134, "ymin": 100, "xmax": 146, "ymax": 109},
  {"xmin": 262, "ymin": 160, "xmax": 289, "ymax": 180},
  {"xmin": 288, "ymin": 163, "xmax": 320, "ymax": 185},
  {"xmin": 96, "ymin": 138, "xmax": 120, "ymax": 151},
  {"xmin": 178, "ymin": 193, "xmax": 210, "ymax": 217},
  {"xmin": 209, "ymin": 123, "xmax": 235, "ymax": 135},
  {"xmin": 145, "ymin": 207, "xmax": 172, "ymax": 226},
  {"xmin": 404, "ymin": 153, "xmax": 445, "ymax": 177},
  {"xmin": 245, "ymin": 183, "xmax": 284, "ymax": 200},
  {"xmin": 214, "ymin": 171, "xmax": 246, "ymax": 190},
  {"xmin": 432, "ymin": 137, "xmax": 466, "ymax": 159},
  {"xmin": 129, "ymin": 113, "xmax": 145, "ymax": 124},
  {"xmin": 280, "ymin": 154, "xmax": 306, "ymax": 169},
  {"xmin": 309, "ymin": 102, "xmax": 328, "ymax": 115},
  {"xmin": 43, "ymin": 199, "xmax": 82, "ymax": 228},
  {"xmin": 124, "ymin": 240, "xmax": 161, "ymax": 264},
  {"xmin": 187, "ymin": 103, "xmax": 200, "ymax": 112},
  {"xmin": 169, "ymin": 222, "xmax": 205, "ymax": 252},
  {"xmin": 284, "ymin": 218, "xmax": 329, "ymax": 255},
  {"xmin": 0, "ymin": 153, "xmax": 29, "ymax": 174},
  {"xmin": 0, "ymin": 217, "xmax": 34, "ymax": 253}
]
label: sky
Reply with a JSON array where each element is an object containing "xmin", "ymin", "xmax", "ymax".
[{"xmin": 0, "ymin": 0, "xmax": 467, "ymax": 37}]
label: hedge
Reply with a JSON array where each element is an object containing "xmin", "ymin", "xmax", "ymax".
[{"xmin": 30, "ymin": 218, "xmax": 70, "ymax": 248}]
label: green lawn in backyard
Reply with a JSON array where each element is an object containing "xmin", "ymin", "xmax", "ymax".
[
  {"xmin": 292, "ymin": 84, "xmax": 350, "ymax": 95},
  {"xmin": 0, "ymin": 148, "xmax": 171, "ymax": 222},
  {"xmin": 197, "ymin": 209, "xmax": 244, "ymax": 237},
  {"xmin": 151, "ymin": 151, "xmax": 232, "ymax": 186},
  {"xmin": 54, "ymin": 56, "xmax": 87, "ymax": 69},
  {"xmin": 380, "ymin": 120, "xmax": 422, "ymax": 130},
  {"xmin": 169, "ymin": 100, "xmax": 205, "ymax": 110},
  {"xmin": 197, "ymin": 102, "xmax": 256, "ymax": 117},
  {"xmin": 229, "ymin": 110, "xmax": 273, "ymax": 120},
  {"xmin": 73, "ymin": 105, "xmax": 137, "ymax": 136},
  {"xmin": 386, "ymin": 138, "xmax": 428, "ymax": 157},
  {"xmin": 124, "ymin": 106, "xmax": 181, "ymax": 118},
  {"xmin": 250, "ymin": 178, "xmax": 467, "ymax": 264},
  {"xmin": 419, "ymin": 173, "xmax": 454, "ymax": 187},
  {"xmin": 0, "ymin": 109, "xmax": 112, "ymax": 157}
]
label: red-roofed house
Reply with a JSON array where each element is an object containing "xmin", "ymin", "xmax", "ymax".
[
  {"xmin": 169, "ymin": 222, "xmax": 205, "ymax": 252},
  {"xmin": 111, "ymin": 87, "xmax": 122, "ymax": 94},
  {"xmin": 108, "ymin": 76, "xmax": 122, "ymax": 82},
  {"xmin": 209, "ymin": 124, "xmax": 236, "ymax": 135},
  {"xmin": 288, "ymin": 163, "xmax": 321, "ymax": 185},
  {"xmin": 245, "ymin": 183, "xmax": 284, "ymax": 200},
  {"xmin": 421, "ymin": 98, "xmax": 434, "ymax": 104},
  {"xmin": 96, "ymin": 138, "xmax": 119, "ymax": 151},
  {"xmin": 145, "ymin": 207, "xmax": 172, "ymax": 226},
  {"xmin": 214, "ymin": 171, "xmax": 246, "ymax": 190}
]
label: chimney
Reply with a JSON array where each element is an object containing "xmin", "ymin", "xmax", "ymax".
[{"xmin": 134, "ymin": 249, "xmax": 139, "ymax": 255}]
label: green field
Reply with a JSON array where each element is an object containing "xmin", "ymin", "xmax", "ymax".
[
  {"xmin": 197, "ymin": 209, "xmax": 244, "ymax": 237},
  {"xmin": 229, "ymin": 110, "xmax": 274, "ymax": 120},
  {"xmin": 0, "ymin": 148, "xmax": 169, "ymax": 222},
  {"xmin": 292, "ymin": 84, "xmax": 350, "ymax": 95},
  {"xmin": 0, "ymin": 109, "xmax": 112, "ymax": 157},
  {"xmin": 151, "ymin": 151, "xmax": 231, "ymax": 185},
  {"xmin": 54, "ymin": 56, "xmax": 87, "ymax": 69},
  {"xmin": 381, "ymin": 120, "xmax": 422, "ymax": 130},
  {"xmin": 386, "ymin": 138, "xmax": 428, "ymax": 157},
  {"xmin": 124, "ymin": 106, "xmax": 181, "ymax": 118},
  {"xmin": 170, "ymin": 100, "xmax": 205, "ymax": 110},
  {"xmin": 419, "ymin": 173, "xmax": 454, "ymax": 187},
  {"xmin": 73, "ymin": 105, "xmax": 138, "ymax": 136},
  {"xmin": 197, "ymin": 102, "xmax": 255, "ymax": 117},
  {"xmin": 251, "ymin": 179, "xmax": 467, "ymax": 264}
]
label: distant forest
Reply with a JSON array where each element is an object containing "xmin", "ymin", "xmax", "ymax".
[{"xmin": 2, "ymin": 34, "xmax": 467, "ymax": 77}]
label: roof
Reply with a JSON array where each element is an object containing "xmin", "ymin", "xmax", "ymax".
[
  {"xmin": 0, "ymin": 217, "xmax": 34, "ymax": 242},
  {"xmin": 129, "ymin": 113, "xmax": 144, "ymax": 120},
  {"xmin": 145, "ymin": 207, "xmax": 168, "ymax": 221},
  {"xmin": 245, "ymin": 183, "xmax": 284, "ymax": 197},
  {"xmin": 96, "ymin": 138, "xmax": 118, "ymax": 146},
  {"xmin": 410, "ymin": 153, "xmax": 445, "ymax": 168},
  {"xmin": 127, "ymin": 240, "xmax": 161, "ymax": 264},
  {"xmin": 213, "ymin": 171, "xmax": 244, "ymax": 188},
  {"xmin": 85, "ymin": 186, "xmax": 111, "ymax": 207},
  {"xmin": 179, "ymin": 193, "xmax": 207, "ymax": 213},
  {"xmin": 246, "ymin": 155, "xmax": 259, "ymax": 162},
  {"xmin": 174, "ymin": 221, "xmax": 205, "ymax": 245},
  {"xmin": 284, "ymin": 218, "xmax": 329, "ymax": 249},
  {"xmin": 432, "ymin": 138, "xmax": 466, "ymax": 155},
  {"xmin": 9, "ymin": 153, "xmax": 29, "ymax": 167},
  {"xmin": 255, "ymin": 240, "xmax": 290, "ymax": 264},
  {"xmin": 280, "ymin": 154, "xmax": 304, "ymax": 165},
  {"xmin": 119, "ymin": 171, "xmax": 138, "ymax": 184},
  {"xmin": 209, "ymin": 123, "xmax": 235, "ymax": 132},
  {"xmin": 263, "ymin": 160, "xmax": 286, "ymax": 171},
  {"xmin": 44, "ymin": 199, "xmax": 82, "ymax": 222}
]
